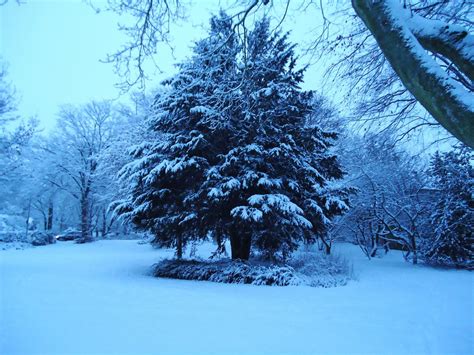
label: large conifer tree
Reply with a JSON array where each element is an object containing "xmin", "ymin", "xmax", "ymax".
[
  {"xmin": 115, "ymin": 13, "xmax": 240, "ymax": 258},
  {"xmin": 116, "ymin": 14, "xmax": 351, "ymax": 261},
  {"xmin": 206, "ymin": 19, "xmax": 350, "ymax": 260}
]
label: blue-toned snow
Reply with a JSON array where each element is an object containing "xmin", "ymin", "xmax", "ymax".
[{"xmin": 0, "ymin": 240, "xmax": 472, "ymax": 354}]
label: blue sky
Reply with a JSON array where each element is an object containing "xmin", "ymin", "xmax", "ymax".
[
  {"xmin": 1, "ymin": 0, "xmax": 122, "ymax": 130},
  {"xmin": 1, "ymin": 0, "xmax": 327, "ymax": 131}
]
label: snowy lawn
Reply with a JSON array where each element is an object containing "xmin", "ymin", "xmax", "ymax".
[{"xmin": 0, "ymin": 240, "xmax": 472, "ymax": 354}]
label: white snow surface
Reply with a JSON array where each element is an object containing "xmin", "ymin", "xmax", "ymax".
[{"xmin": 1, "ymin": 240, "xmax": 472, "ymax": 354}]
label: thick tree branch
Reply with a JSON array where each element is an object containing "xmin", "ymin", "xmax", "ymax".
[
  {"xmin": 406, "ymin": 13, "xmax": 474, "ymax": 82},
  {"xmin": 352, "ymin": 0, "xmax": 474, "ymax": 148}
]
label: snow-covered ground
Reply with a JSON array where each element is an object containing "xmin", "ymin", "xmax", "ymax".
[{"xmin": 0, "ymin": 240, "xmax": 472, "ymax": 354}]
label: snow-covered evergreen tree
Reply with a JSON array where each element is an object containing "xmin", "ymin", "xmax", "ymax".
[
  {"xmin": 116, "ymin": 14, "xmax": 351, "ymax": 261},
  {"xmin": 206, "ymin": 19, "xmax": 350, "ymax": 260},
  {"xmin": 115, "ymin": 13, "xmax": 241, "ymax": 258},
  {"xmin": 422, "ymin": 147, "xmax": 473, "ymax": 268}
]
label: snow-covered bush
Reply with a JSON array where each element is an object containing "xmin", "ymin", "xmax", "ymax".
[
  {"xmin": 0, "ymin": 214, "xmax": 27, "ymax": 240},
  {"xmin": 153, "ymin": 259, "xmax": 302, "ymax": 286},
  {"xmin": 421, "ymin": 147, "xmax": 473, "ymax": 269},
  {"xmin": 153, "ymin": 246, "xmax": 353, "ymax": 288},
  {"xmin": 289, "ymin": 248, "xmax": 353, "ymax": 288},
  {"xmin": 0, "ymin": 241, "xmax": 31, "ymax": 251},
  {"xmin": 30, "ymin": 231, "xmax": 55, "ymax": 246},
  {"xmin": 0, "ymin": 214, "xmax": 28, "ymax": 249}
]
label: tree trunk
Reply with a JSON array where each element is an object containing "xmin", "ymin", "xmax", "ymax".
[
  {"xmin": 59, "ymin": 215, "xmax": 65, "ymax": 232},
  {"xmin": 352, "ymin": 0, "xmax": 474, "ymax": 148},
  {"xmin": 176, "ymin": 234, "xmax": 183, "ymax": 259},
  {"xmin": 319, "ymin": 233, "xmax": 332, "ymax": 255},
  {"xmin": 25, "ymin": 199, "xmax": 31, "ymax": 241},
  {"xmin": 80, "ymin": 194, "xmax": 90, "ymax": 242},
  {"xmin": 230, "ymin": 228, "xmax": 242, "ymax": 260},
  {"xmin": 240, "ymin": 233, "xmax": 251, "ymax": 261},
  {"xmin": 47, "ymin": 201, "xmax": 53, "ymax": 231},
  {"xmin": 323, "ymin": 240, "xmax": 331, "ymax": 255},
  {"xmin": 212, "ymin": 230, "xmax": 227, "ymax": 257},
  {"xmin": 411, "ymin": 235, "xmax": 418, "ymax": 265},
  {"xmin": 101, "ymin": 209, "xmax": 107, "ymax": 238},
  {"xmin": 229, "ymin": 227, "xmax": 251, "ymax": 261}
]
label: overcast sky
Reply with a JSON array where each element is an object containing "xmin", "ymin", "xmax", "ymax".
[{"xmin": 0, "ymin": 0, "xmax": 328, "ymax": 132}]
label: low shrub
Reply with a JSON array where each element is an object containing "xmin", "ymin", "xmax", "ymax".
[
  {"xmin": 153, "ymin": 248, "xmax": 353, "ymax": 288},
  {"xmin": 154, "ymin": 259, "xmax": 303, "ymax": 286},
  {"xmin": 289, "ymin": 249, "xmax": 354, "ymax": 287},
  {"xmin": 30, "ymin": 231, "xmax": 56, "ymax": 246}
]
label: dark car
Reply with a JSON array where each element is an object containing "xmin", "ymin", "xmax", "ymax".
[{"xmin": 55, "ymin": 229, "xmax": 82, "ymax": 241}]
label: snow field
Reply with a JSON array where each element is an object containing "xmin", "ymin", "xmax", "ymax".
[{"xmin": 1, "ymin": 240, "xmax": 472, "ymax": 354}]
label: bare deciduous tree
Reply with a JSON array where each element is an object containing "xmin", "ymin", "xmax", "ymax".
[
  {"xmin": 48, "ymin": 101, "xmax": 117, "ymax": 242},
  {"xmin": 0, "ymin": 64, "xmax": 36, "ymax": 180}
]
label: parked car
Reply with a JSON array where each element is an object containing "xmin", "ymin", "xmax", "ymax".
[{"xmin": 55, "ymin": 229, "xmax": 81, "ymax": 241}]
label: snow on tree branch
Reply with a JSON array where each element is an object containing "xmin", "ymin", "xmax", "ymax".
[{"xmin": 352, "ymin": 0, "xmax": 474, "ymax": 148}]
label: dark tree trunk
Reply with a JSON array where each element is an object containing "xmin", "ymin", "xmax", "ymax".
[
  {"xmin": 240, "ymin": 233, "xmax": 251, "ymax": 260},
  {"xmin": 25, "ymin": 199, "xmax": 31, "ymax": 240},
  {"xmin": 101, "ymin": 209, "xmax": 107, "ymax": 238},
  {"xmin": 319, "ymin": 233, "xmax": 332, "ymax": 255},
  {"xmin": 411, "ymin": 236, "xmax": 418, "ymax": 265},
  {"xmin": 176, "ymin": 234, "xmax": 183, "ymax": 259},
  {"xmin": 230, "ymin": 230, "xmax": 241, "ymax": 260},
  {"xmin": 47, "ymin": 202, "xmax": 53, "ymax": 231},
  {"xmin": 229, "ymin": 227, "xmax": 251, "ymax": 261},
  {"xmin": 212, "ymin": 230, "xmax": 227, "ymax": 257},
  {"xmin": 80, "ymin": 194, "xmax": 90, "ymax": 242}
]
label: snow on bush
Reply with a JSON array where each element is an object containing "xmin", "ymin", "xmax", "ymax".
[
  {"xmin": 30, "ymin": 231, "xmax": 56, "ymax": 246},
  {"xmin": 153, "ymin": 248, "xmax": 353, "ymax": 288},
  {"xmin": 289, "ymin": 248, "xmax": 354, "ymax": 288},
  {"xmin": 0, "ymin": 241, "xmax": 31, "ymax": 251},
  {"xmin": 153, "ymin": 259, "xmax": 302, "ymax": 286},
  {"xmin": 0, "ymin": 214, "xmax": 27, "ymax": 244},
  {"xmin": 0, "ymin": 231, "xmax": 24, "ymax": 243}
]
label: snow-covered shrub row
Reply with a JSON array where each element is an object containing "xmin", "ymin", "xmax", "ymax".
[
  {"xmin": 153, "ymin": 259, "xmax": 302, "ymax": 286},
  {"xmin": 0, "ymin": 231, "xmax": 25, "ymax": 243},
  {"xmin": 153, "ymin": 251, "xmax": 353, "ymax": 288},
  {"xmin": 0, "ymin": 214, "xmax": 28, "ymax": 244},
  {"xmin": 1, "ymin": 232, "xmax": 55, "ymax": 249},
  {"xmin": 0, "ymin": 214, "xmax": 55, "ymax": 247},
  {"xmin": 0, "ymin": 241, "xmax": 31, "ymax": 251}
]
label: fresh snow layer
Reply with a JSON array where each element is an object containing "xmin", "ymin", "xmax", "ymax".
[{"xmin": 1, "ymin": 240, "xmax": 472, "ymax": 354}]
